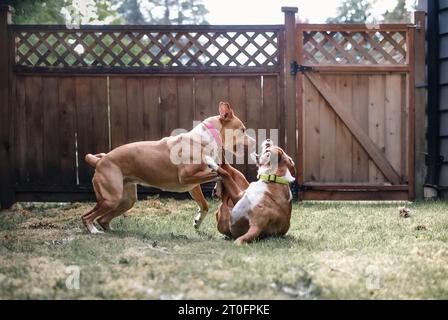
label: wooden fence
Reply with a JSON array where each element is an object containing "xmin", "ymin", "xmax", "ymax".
[{"xmin": 0, "ymin": 5, "xmax": 425, "ymax": 208}]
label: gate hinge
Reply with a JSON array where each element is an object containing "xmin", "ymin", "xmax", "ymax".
[{"xmin": 290, "ymin": 61, "xmax": 312, "ymax": 75}]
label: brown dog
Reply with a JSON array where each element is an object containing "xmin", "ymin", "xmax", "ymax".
[
  {"xmin": 207, "ymin": 140, "xmax": 295, "ymax": 244},
  {"xmin": 82, "ymin": 102, "xmax": 254, "ymax": 234}
]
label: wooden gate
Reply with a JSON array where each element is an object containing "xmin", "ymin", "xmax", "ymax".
[{"xmin": 296, "ymin": 24, "xmax": 416, "ymax": 200}]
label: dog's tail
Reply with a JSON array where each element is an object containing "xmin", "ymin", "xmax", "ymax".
[{"xmin": 85, "ymin": 153, "xmax": 106, "ymax": 168}]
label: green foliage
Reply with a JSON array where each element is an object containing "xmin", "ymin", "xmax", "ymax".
[
  {"xmin": 9, "ymin": 0, "xmax": 208, "ymax": 25},
  {"xmin": 9, "ymin": 0, "xmax": 69, "ymax": 24},
  {"xmin": 327, "ymin": 0, "xmax": 376, "ymax": 24},
  {"xmin": 9, "ymin": 0, "xmax": 123, "ymax": 24},
  {"xmin": 382, "ymin": 0, "xmax": 412, "ymax": 23},
  {"xmin": 113, "ymin": 0, "xmax": 209, "ymax": 25},
  {"xmin": 114, "ymin": 0, "xmax": 146, "ymax": 24}
]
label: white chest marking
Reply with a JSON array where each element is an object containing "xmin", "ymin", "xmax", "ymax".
[{"xmin": 231, "ymin": 181, "xmax": 267, "ymax": 223}]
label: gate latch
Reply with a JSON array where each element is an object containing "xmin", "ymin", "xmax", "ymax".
[{"xmin": 290, "ymin": 61, "xmax": 312, "ymax": 75}]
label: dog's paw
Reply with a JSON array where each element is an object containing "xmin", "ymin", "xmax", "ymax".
[
  {"xmin": 193, "ymin": 209, "xmax": 205, "ymax": 229},
  {"xmin": 90, "ymin": 226, "xmax": 105, "ymax": 234},
  {"xmin": 234, "ymin": 238, "xmax": 245, "ymax": 246},
  {"xmin": 204, "ymin": 155, "xmax": 219, "ymax": 171}
]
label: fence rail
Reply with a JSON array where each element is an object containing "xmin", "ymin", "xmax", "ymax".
[
  {"xmin": 298, "ymin": 24, "xmax": 410, "ymax": 67},
  {"xmin": 11, "ymin": 24, "xmax": 284, "ymax": 74}
]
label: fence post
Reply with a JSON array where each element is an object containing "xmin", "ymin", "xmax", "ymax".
[
  {"xmin": 281, "ymin": 7, "xmax": 298, "ymax": 177},
  {"xmin": 414, "ymin": 11, "xmax": 426, "ymax": 200},
  {"xmin": 0, "ymin": 5, "xmax": 14, "ymax": 209}
]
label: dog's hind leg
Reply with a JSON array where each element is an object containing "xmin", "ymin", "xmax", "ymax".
[
  {"xmin": 234, "ymin": 225, "xmax": 262, "ymax": 245},
  {"xmin": 82, "ymin": 160, "xmax": 124, "ymax": 234},
  {"xmin": 97, "ymin": 183, "xmax": 137, "ymax": 231},
  {"xmin": 189, "ymin": 185, "xmax": 209, "ymax": 229}
]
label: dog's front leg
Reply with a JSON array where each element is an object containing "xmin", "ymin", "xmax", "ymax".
[
  {"xmin": 178, "ymin": 165, "xmax": 220, "ymax": 185},
  {"xmin": 189, "ymin": 185, "xmax": 209, "ymax": 229},
  {"xmin": 178, "ymin": 165, "xmax": 220, "ymax": 228}
]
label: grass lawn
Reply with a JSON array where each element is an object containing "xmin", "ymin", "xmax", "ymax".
[{"xmin": 0, "ymin": 198, "xmax": 447, "ymax": 299}]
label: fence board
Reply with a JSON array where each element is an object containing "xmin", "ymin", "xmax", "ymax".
[
  {"xmin": 368, "ymin": 75, "xmax": 386, "ymax": 184},
  {"xmin": 351, "ymin": 75, "xmax": 370, "ymax": 182},
  {"xmin": 76, "ymin": 77, "xmax": 108, "ymax": 184},
  {"xmin": 75, "ymin": 77, "xmax": 93, "ymax": 184},
  {"xmin": 160, "ymin": 77, "xmax": 178, "ymax": 138},
  {"xmin": 228, "ymin": 77, "xmax": 247, "ymax": 175},
  {"xmin": 58, "ymin": 77, "xmax": 77, "ymax": 185},
  {"xmin": 25, "ymin": 76, "xmax": 44, "ymax": 184},
  {"xmin": 335, "ymin": 76, "xmax": 353, "ymax": 182},
  {"xmin": 263, "ymin": 76, "xmax": 279, "ymax": 141},
  {"xmin": 303, "ymin": 76, "xmax": 320, "ymax": 182},
  {"xmin": 319, "ymin": 75, "xmax": 336, "ymax": 182},
  {"xmin": 177, "ymin": 77, "xmax": 194, "ymax": 131},
  {"xmin": 142, "ymin": 77, "xmax": 161, "ymax": 140},
  {"xmin": 110, "ymin": 77, "xmax": 128, "ymax": 148},
  {"xmin": 245, "ymin": 77, "xmax": 263, "ymax": 180},
  {"xmin": 195, "ymin": 76, "xmax": 213, "ymax": 120},
  {"xmin": 228, "ymin": 77, "xmax": 247, "ymax": 123},
  {"xmin": 126, "ymin": 77, "xmax": 145, "ymax": 142},
  {"xmin": 212, "ymin": 77, "xmax": 230, "ymax": 110},
  {"xmin": 91, "ymin": 77, "xmax": 109, "ymax": 154},
  {"xmin": 15, "ymin": 76, "xmax": 27, "ymax": 183},
  {"xmin": 385, "ymin": 74, "xmax": 403, "ymax": 175},
  {"xmin": 42, "ymin": 77, "xmax": 60, "ymax": 184}
]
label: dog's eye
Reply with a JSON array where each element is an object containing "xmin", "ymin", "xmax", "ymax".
[{"xmin": 241, "ymin": 128, "xmax": 246, "ymax": 133}]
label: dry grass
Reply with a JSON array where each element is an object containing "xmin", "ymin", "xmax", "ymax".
[{"xmin": 0, "ymin": 198, "xmax": 448, "ymax": 299}]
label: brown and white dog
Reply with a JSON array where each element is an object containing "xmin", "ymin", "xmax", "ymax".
[
  {"xmin": 82, "ymin": 102, "xmax": 254, "ymax": 234},
  {"xmin": 206, "ymin": 140, "xmax": 296, "ymax": 244}
]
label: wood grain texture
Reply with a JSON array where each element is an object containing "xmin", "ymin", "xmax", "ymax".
[
  {"xmin": 142, "ymin": 77, "xmax": 161, "ymax": 141},
  {"xmin": 319, "ymin": 75, "xmax": 336, "ymax": 182},
  {"xmin": 303, "ymin": 76, "xmax": 320, "ymax": 182},
  {"xmin": 58, "ymin": 77, "xmax": 77, "ymax": 185},
  {"xmin": 110, "ymin": 77, "xmax": 128, "ymax": 148},
  {"xmin": 334, "ymin": 75, "xmax": 353, "ymax": 182},
  {"xmin": 351, "ymin": 75, "xmax": 370, "ymax": 182},
  {"xmin": 160, "ymin": 77, "xmax": 178, "ymax": 138},
  {"xmin": 25, "ymin": 76, "xmax": 44, "ymax": 184},
  {"xmin": 228, "ymin": 77, "xmax": 247, "ymax": 175},
  {"xmin": 306, "ymin": 72, "xmax": 401, "ymax": 185},
  {"xmin": 195, "ymin": 76, "xmax": 213, "ymax": 121},
  {"xmin": 42, "ymin": 77, "xmax": 60, "ymax": 184},
  {"xmin": 245, "ymin": 76, "xmax": 262, "ymax": 181},
  {"xmin": 126, "ymin": 77, "xmax": 145, "ymax": 142},
  {"xmin": 368, "ymin": 75, "xmax": 386, "ymax": 184},
  {"xmin": 15, "ymin": 76, "xmax": 27, "ymax": 183},
  {"xmin": 385, "ymin": 74, "xmax": 403, "ymax": 176},
  {"xmin": 177, "ymin": 77, "xmax": 194, "ymax": 131}
]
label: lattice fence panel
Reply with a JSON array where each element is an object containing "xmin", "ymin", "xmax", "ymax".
[
  {"xmin": 14, "ymin": 29, "xmax": 280, "ymax": 69},
  {"xmin": 302, "ymin": 30, "xmax": 408, "ymax": 65}
]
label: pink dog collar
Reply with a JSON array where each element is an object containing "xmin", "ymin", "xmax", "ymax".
[{"xmin": 202, "ymin": 121, "xmax": 222, "ymax": 147}]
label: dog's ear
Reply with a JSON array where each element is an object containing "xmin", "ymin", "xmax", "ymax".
[
  {"xmin": 218, "ymin": 102, "xmax": 234, "ymax": 121},
  {"xmin": 285, "ymin": 155, "xmax": 296, "ymax": 178}
]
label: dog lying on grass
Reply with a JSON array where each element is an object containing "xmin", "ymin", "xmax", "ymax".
[{"xmin": 206, "ymin": 140, "xmax": 296, "ymax": 244}]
